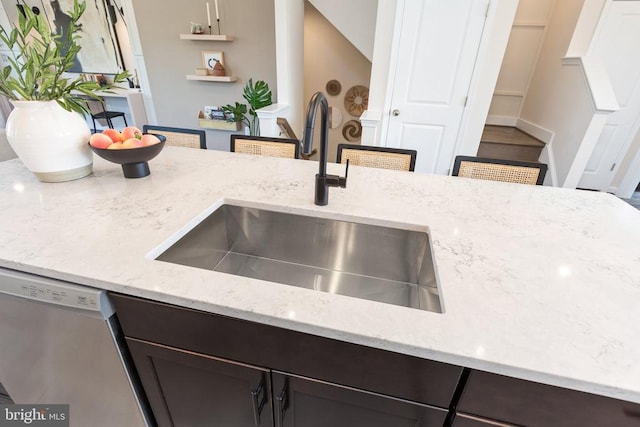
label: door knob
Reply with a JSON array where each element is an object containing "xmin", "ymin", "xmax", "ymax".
[{"xmin": 392, "ymin": 109, "xmax": 400, "ymax": 116}]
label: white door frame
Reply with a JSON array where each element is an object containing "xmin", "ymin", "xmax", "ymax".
[
  {"xmin": 616, "ymin": 131, "xmax": 640, "ymax": 197},
  {"xmin": 382, "ymin": 0, "xmax": 492, "ymax": 174},
  {"xmin": 363, "ymin": 0, "xmax": 517, "ymax": 173},
  {"xmin": 577, "ymin": 0, "xmax": 640, "ymax": 193},
  {"xmin": 452, "ymin": 0, "xmax": 519, "ymax": 160},
  {"xmin": 610, "ymin": 0, "xmax": 640, "ymax": 198}
]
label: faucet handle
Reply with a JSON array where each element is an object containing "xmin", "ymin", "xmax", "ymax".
[{"xmin": 339, "ymin": 159, "xmax": 349, "ymax": 188}]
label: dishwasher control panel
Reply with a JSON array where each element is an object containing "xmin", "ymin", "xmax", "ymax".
[{"xmin": 0, "ymin": 267, "xmax": 114, "ymax": 317}]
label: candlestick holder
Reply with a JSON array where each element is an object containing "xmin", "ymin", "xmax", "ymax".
[
  {"xmin": 217, "ymin": 19, "xmax": 221, "ymax": 35},
  {"xmin": 208, "ymin": 24, "xmax": 212, "ymax": 35}
]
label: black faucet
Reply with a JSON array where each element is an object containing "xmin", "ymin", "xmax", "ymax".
[{"xmin": 301, "ymin": 92, "xmax": 348, "ymax": 206}]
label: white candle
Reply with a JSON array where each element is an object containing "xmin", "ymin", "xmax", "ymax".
[
  {"xmin": 214, "ymin": 0, "xmax": 219, "ymax": 20},
  {"xmin": 206, "ymin": 2, "xmax": 211, "ymax": 26}
]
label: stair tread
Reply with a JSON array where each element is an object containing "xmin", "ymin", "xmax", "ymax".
[
  {"xmin": 475, "ymin": 151, "xmax": 541, "ymax": 163},
  {"xmin": 481, "ymin": 125, "xmax": 545, "ymax": 148}
]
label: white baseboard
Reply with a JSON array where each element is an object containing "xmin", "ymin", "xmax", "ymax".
[
  {"xmin": 516, "ymin": 118, "xmax": 554, "ymax": 144},
  {"xmin": 539, "ymin": 144, "xmax": 558, "ymax": 187},
  {"xmin": 485, "ymin": 115, "xmax": 518, "ymax": 126},
  {"xmin": 516, "ymin": 118, "xmax": 556, "ymax": 186}
]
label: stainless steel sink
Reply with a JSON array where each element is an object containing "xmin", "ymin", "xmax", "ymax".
[{"xmin": 156, "ymin": 204, "xmax": 442, "ymax": 313}]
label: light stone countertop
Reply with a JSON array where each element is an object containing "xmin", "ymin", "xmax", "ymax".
[{"xmin": 1, "ymin": 146, "xmax": 639, "ymax": 404}]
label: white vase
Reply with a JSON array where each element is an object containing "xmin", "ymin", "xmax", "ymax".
[{"xmin": 6, "ymin": 100, "xmax": 92, "ymax": 182}]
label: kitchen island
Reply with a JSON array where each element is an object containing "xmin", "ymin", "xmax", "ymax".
[{"xmin": 1, "ymin": 147, "xmax": 639, "ymax": 422}]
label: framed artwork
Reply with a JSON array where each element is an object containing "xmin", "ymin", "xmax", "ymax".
[
  {"xmin": 202, "ymin": 51, "xmax": 224, "ymax": 73},
  {"xmin": 0, "ymin": 0, "xmax": 121, "ymax": 74}
]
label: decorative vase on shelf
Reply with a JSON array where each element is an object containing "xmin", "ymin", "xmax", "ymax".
[
  {"xmin": 212, "ymin": 60, "xmax": 226, "ymax": 76},
  {"xmin": 6, "ymin": 101, "xmax": 93, "ymax": 182}
]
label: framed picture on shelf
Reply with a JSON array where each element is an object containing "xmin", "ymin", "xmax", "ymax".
[
  {"xmin": 203, "ymin": 106, "xmax": 225, "ymax": 120},
  {"xmin": 202, "ymin": 51, "xmax": 224, "ymax": 73}
]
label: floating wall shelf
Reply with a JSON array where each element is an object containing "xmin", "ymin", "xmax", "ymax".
[
  {"xmin": 179, "ymin": 34, "xmax": 234, "ymax": 41},
  {"xmin": 186, "ymin": 75, "xmax": 237, "ymax": 82},
  {"xmin": 198, "ymin": 117, "xmax": 240, "ymax": 131}
]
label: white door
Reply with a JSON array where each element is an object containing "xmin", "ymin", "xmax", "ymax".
[
  {"xmin": 385, "ymin": 0, "xmax": 489, "ymax": 174},
  {"xmin": 578, "ymin": 1, "xmax": 640, "ymax": 191}
]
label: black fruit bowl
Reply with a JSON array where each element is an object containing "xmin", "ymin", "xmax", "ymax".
[{"xmin": 89, "ymin": 134, "xmax": 166, "ymax": 178}]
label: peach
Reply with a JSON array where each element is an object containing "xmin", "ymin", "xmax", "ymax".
[
  {"xmin": 107, "ymin": 143, "xmax": 124, "ymax": 150},
  {"xmin": 122, "ymin": 138, "xmax": 144, "ymax": 149},
  {"xmin": 141, "ymin": 134, "xmax": 161, "ymax": 146},
  {"xmin": 102, "ymin": 128, "xmax": 123, "ymax": 143},
  {"xmin": 89, "ymin": 133, "xmax": 113, "ymax": 149},
  {"xmin": 121, "ymin": 126, "xmax": 142, "ymax": 140}
]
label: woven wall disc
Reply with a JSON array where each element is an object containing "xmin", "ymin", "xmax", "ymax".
[
  {"xmin": 342, "ymin": 120, "xmax": 362, "ymax": 142},
  {"xmin": 344, "ymin": 85, "xmax": 369, "ymax": 117},
  {"xmin": 326, "ymin": 79, "xmax": 342, "ymax": 96}
]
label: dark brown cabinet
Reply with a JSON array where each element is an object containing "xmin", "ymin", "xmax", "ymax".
[
  {"xmin": 452, "ymin": 413, "xmax": 516, "ymax": 427},
  {"xmin": 125, "ymin": 338, "xmax": 272, "ymax": 427},
  {"xmin": 271, "ymin": 372, "xmax": 447, "ymax": 427},
  {"xmin": 125, "ymin": 335, "xmax": 449, "ymax": 427},
  {"xmin": 455, "ymin": 370, "xmax": 640, "ymax": 427},
  {"xmin": 110, "ymin": 293, "xmax": 462, "ymax": 427},
  {"xmin": 125, "ymin": 336, "xmax": 448, "ymax": 427},
  {"xmin": 110, "ymin": 293, "xmax": 640, "ymax": 427}
]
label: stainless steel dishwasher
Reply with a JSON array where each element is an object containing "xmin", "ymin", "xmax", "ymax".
[{"xmin": 0, "ymin": 267, "xmax": 151, "ymax": 427}]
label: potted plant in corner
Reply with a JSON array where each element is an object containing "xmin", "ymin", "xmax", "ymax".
[
  {"xmin": 0, "ymin": 0, "xmax": 128, "ymax": 182},
  {"xmin": 222, "ymin": 78, "xmax": 272, "ymax": 136}
]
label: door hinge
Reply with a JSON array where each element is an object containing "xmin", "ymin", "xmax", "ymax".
[{"xmin": 610, "ymin": 163, "xmax": 616, "ymax": 172}]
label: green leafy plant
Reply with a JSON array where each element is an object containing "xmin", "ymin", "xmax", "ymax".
[
  {"xmin": 222, "ymin": 101, "xmax": 248, "ymax": 128},
  {"xmin": 222, "ymin": 78, "xmax": 272, "ymax": 136},
  {"xmin": 0, "ymin": 0, "xmax": 128, "ymax": 115}
]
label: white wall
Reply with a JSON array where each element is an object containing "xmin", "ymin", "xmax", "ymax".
[
  {"xmin": 565, "ymin": 0, "xmax": 607, "ymax": 57},
  {"xmin": 273, "ymin": 0, "xmax": 304, "ymax": 137},
  {"xmin": 303, "ymin": 2, "xmax": 372, "ymax": 162},
  {"xmin": 454, "ymin": 0, "xmax": 519, "ymax": 157},
  {"xmin": 361, "ymin": 0, "xmax": 398, "ymax": 146},
  {"xmin": 487, "ymin": 0, "xmax": 555, "ymax": 125},
  {"xmin": 131, "ymin": 0, "xmax": 277, "ymax": 151},
  {"xmin": 308, "ymin": 0, "xmax": 378, "ymax": 61},
  {"xmin": 519, "ymin": 0, "xmax": 595, "ymax": 186}
]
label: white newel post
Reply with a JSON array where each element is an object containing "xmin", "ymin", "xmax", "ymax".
[
  {"xmin": 359, "ymin": 110, "xmax": 382, "ymax": 146},
  {"xmin": 256, "ymin": 104, "xmax": 292, "ymax": 138}
]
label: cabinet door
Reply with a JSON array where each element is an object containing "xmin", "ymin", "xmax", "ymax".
[
  {"xmin": 126, "ymin": 337, "xmax": 273, "ymax": 427},
  {"xmin": 111, "ymin": 293, "xmax": 463, "ymax": 408},
  {"xmin": 271, "ymin": 371, "xmax": 447, "ymax": 427},
  {"xmin": 385, "ymin": 0, "xmax": 489, "ymax": 174},
  {"xmin": 457, "ymin": 370, "xmax": 640, "ymax": 427},
  {"xmin": 453, "ymin": 412, "xmax": 518, "ymax": 427}
]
